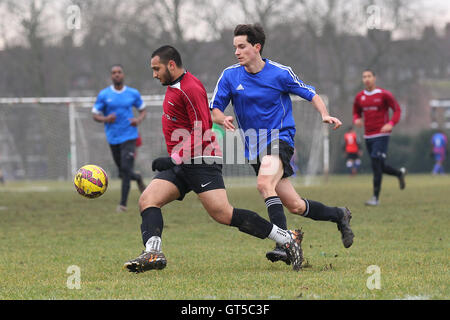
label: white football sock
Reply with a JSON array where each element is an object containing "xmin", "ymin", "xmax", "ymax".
[
  {"xmin": 267, "ymin": 225, "xmax": 291, "ymax": 245},
  {"xmin": 145, "ymin": 236, "xmax": 162, "ymax": 253}
]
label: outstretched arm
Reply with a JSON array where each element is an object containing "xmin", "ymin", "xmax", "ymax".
[{"xmin": 311, "ymin": 95, "xmax": 342, "ymax": 130}]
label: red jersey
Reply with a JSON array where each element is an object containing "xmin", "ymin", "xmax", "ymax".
[
  {"xmin": 161, "ymin": 71, "xmax": 222, "ymax": 162},
  {"xmin": 344, "ymin": 131, "xmax": 359, "ymax": 153},
  {"xmin": 352, "ymin": 87, "xmax": 401, "ymax": 138}
]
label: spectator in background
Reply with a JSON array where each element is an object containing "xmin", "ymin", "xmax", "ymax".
[
  {"xmin": 343, "ymin": 126, "xmax": 362, "ymax": 176},
  {"xmin": 431, "ymin": 130, "xmax": 448, "ymax": 175}
]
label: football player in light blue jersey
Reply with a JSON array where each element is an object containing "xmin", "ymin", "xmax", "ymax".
[
  {"xmin": 210, "ymin": 24, "xmax": 354, "ymax": 265},
  {"xmin": 93, "ymin": 64, "xmax": 147, "ymax": 212}
]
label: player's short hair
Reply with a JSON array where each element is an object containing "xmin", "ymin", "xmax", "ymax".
[
  {"xmin": 110, "ymin": 64, "xmax": 124, "ymax": 72},
  {"xmin": 363, "ymin": 69, "xmax": 376, "ymax": 76},
  {"xmin": 151, "ymin": 45, "xmax": 183, "ymax": 67},
  {"xmin": 234, "ymin": 23, "xmax": 266, "ymax": 54}
]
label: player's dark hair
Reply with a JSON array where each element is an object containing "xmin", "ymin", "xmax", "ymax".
[
  {"xmin": 363, "ymin": 69, "xmax": 376, "ymax": 76},
  {"xmin": 110, "ymin": 64, "xmax": 124, "ymax": 72},
  {"xmin": 234, "ymin": 23, "xmax": 266, "ymax": 54},
  {"xmin": 151, "ymin": 45, "xmax": 183, "ymax": 67}
]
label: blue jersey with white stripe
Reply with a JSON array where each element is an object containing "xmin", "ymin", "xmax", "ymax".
[
  {"xmin": 92, "ymin": 85, "xmax": 145, "ymax": 145},
  {"xmin": 209, "ymin": 58, "xmax": 316, "ymax": 159}
]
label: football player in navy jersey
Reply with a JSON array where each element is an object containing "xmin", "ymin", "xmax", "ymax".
[
  {"xmin": 92, "ymin": 64, "xmax": 147, "ymax": 212},
  {"xmin": 210, "ymin": 24, "xmax": 354, "ymax": 264}
]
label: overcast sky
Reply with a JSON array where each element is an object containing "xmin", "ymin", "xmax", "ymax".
[{"xmin": 0, "ymin": 0, "xmax": 449, "ymax": 49}]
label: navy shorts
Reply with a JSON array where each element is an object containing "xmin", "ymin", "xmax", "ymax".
[
  {"xmin": 365, "ymin": 136, "xmax": 389, "ymax": 159},
  {"xmin": 250, "ymin": 139, "xmax": 295, "ymax": 179},
  {"xmin": 346, "ymin": 152, "xmax": 360, "ymax": 160},
  {"xmin": 154, "ymin": 163, "xmax": 225, "ymax": 201}
]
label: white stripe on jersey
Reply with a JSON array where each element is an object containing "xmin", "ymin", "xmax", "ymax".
[
  {"xmin": 170, "ymin": 82, "xmax": 198, "ymax": 123},
  {"xmin": 209, "ymin": 63, "xmax": 241, "ymax": 110},
  {"xmin": 268, "ymin": 60, "xmax": 316, "ymax": 95}
]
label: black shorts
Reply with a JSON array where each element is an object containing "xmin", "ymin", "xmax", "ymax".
[
  {"xmin": 346, "ymin": 152, "xmax": 359, "ymax": 160},
  {"xmin": 250, "ymin": 139, "xmax": 295, "ymax": 179},
  {"xmin": 154, "ymin": 163, "xmax": 225, "ymax": 201}
]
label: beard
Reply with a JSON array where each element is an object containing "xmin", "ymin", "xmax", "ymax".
[{"xmin": 161, "ymin": 68, "xmax": 173, "ymax": 86}]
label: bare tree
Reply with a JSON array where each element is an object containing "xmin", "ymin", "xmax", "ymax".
[{"xmin": 5, "ymin": 0, "xmax": 51, "ymax": 96}]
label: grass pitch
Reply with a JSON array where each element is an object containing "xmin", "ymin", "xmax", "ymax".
[{"xmin": 0, "ymin": 174, "xmax": 448, "ymax": 300}]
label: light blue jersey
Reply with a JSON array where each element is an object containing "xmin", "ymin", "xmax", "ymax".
[
  {"xmin": 209, "ymin": 59, "xmax": 316, "ymax": 159},
  {"xmin": 92, "ymin": 85, "xmax": 145, "ymax": 145}
]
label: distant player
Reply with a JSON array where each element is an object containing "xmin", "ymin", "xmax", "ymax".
[
  {"xmin": 210, "ymin": 24, "xmax": 354, "ymax": 265},
  {"xmin": 343, "ymin": 126, "xmax": 362, "ymax": 175},
  {"xmin": 0, "ymin": 168, "xmax": 4, "ymax": 184},
  {"xmin": 92, "ymin": 64, "xmax": 147, "ymax": 212},
  {"xmin": 353, "ymin": 69, "xmax": 406, "ymax": 206},
  {"xmin": 431, "ymin": 130, "xmax": 448, "ymax": 175},
  {"xmin": 123, "ymin": 45, "xmax": 304, "ymax": 273}
]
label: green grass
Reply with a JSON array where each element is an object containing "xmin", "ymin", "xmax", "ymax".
[{"xmin": 0, "ymin": 174, "xmax": 448, "ymax": 299}]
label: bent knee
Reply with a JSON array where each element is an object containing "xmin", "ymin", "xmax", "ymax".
[
  {"xmin": 256, "ymin": 179, "xmax": 275, "ymax": 197},
  {"xmin": 138, "ymin": 193, "xmax": 163, "ymax": 212},
  {"xmin": 285, "ymin": 199, "xmax": 306, "ymax": 215},
  {"xmin": 207, "ymin": 206, "xmax": 233, "ymax": 225}
]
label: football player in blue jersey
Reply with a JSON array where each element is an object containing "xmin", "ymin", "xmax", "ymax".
[
  {"xmin": 210, "ymin": 24, "xmax": 354, "ymax": 265},
  {"xmin": 92, "ymin": 64, "xmax": 147, "ymax": 212}
]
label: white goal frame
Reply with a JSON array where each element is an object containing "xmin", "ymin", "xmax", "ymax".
[{"xmin": 0, "ymin": 94, "xmax": 329, "ymax": 182}]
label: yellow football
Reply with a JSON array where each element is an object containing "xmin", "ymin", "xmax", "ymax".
[{"xmin": 73, "ymin": 164, "xmax": 108, "ymax": 199}]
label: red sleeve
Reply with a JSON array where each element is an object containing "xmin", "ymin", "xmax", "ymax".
[
  {"xmin": 352, "ymin": 94, "xmax": 362, "ymax": 123},
  {"xmin": 384, "ymin": 90, "xmax": 401, "ymax": 126}
]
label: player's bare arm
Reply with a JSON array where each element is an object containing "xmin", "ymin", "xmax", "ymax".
[
  {"xmin": 93, "ymin": 113, "xmax": 116, "ymax": 123},
  {"xmin": 211, "ymin": 108, "xmax": 235, "ymax": 131},
  {"xmin": 129, "ymin": 109, "xmax": 147, "ymax": 126},
  {"xmin": 311, "ymin": 95, "xmax": 342, "ymax": 130},
  {"xmin": 354, "ymin": 118, "xmax": 363, "ymax": 128},
  {"xmin": 380, "ymin": 122, "xmax": 393, "ymax": 133}
]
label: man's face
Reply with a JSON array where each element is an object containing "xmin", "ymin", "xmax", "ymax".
[
  {"xmin": 233, "ymin": 35, "xmax": 261, "ymax": 66},
  {"xmin": 150, "ymin": 56, "xmax": 173, "ymax": 85},
  {"xmin": 362, "ymin": 71, "xmax": 376, "ymax": 89},
  {"xmin": 111, "ymin": 66, "xmax": 124, "ymax": 85}
]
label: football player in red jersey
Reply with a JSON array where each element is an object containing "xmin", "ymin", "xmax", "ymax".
[
  {"xmin": 353, "ymin": 69, "xmax": 406, "ymax": 206},
  {"xmin": 343, "ymin": 126, "xmax": 362, "ymax": 176},
  {"xmin": 123, "ymin": 45, "xmax": 304, "ymax": 273}
]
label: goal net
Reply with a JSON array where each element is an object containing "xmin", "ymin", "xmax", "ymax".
[{"xmin": 0, "ymin": 95, "xmax": 328, "ymax": 185}]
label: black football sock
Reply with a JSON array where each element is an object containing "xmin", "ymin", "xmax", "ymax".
[
  {"xmin": 230, "ymin": 208, "xmax": 273, "ymax": 239},
  {"xmin": 371, "ymin": 157, "xmax": 383, "ymax": 199},
  {"xmin": 140, "ymin": 207, "xmax": 164, "ymax": 246},
  {"xmin": 382, "ymin": 162, "xmax": 401, "ymax": 177},
  {"xmin": 265, "ymin": 196, "xmax": 287, "ymax": 229},
  {"xmin": 301, "ymin": 198, "xmax": 343, "ymax": 223}
]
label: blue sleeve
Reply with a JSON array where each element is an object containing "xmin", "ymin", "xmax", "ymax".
[
  {"xmin": 209, "ymin": 70, "xmax": 231, "ymax": 112},
  {"xmin": 92, "ymin": 91, "xmax": 105, "ymax": 115},
  {"xmin": 133, "ymin": 90, "xmax": 146, "ymax": 110},
  {"xmin": 282, "ymin": 69, "xmax": 317, "ymax": 102}
]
